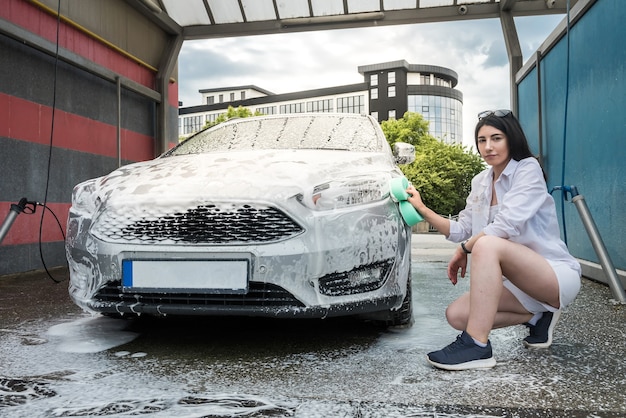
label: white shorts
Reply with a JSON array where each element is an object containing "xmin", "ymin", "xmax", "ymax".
[{"xmin": 503, "ymin": 260, "xmax": 581, "ymax": 314}]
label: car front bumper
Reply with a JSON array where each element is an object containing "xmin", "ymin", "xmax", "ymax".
[{"xmin": 66, "ymin": 198, "xmax": 411, "ymax": 318}]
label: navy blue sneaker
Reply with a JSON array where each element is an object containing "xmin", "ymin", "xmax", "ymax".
[
  {"xmin": 524, "ymin": 310, "xmax": 561, "ymax": 348},
  {"xmin": 427, "ymin": 331, "xmax": 496, "ymax": 370}
]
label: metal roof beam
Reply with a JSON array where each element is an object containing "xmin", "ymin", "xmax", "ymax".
[
  {"xmin": 499, "ymin": 0, "xmax": 518, "ymax": 12},
  {"xmin": 182, "ymin": 1, "xmax": 575, "ymax": 40},
  {"xmin": 500, "ymin": 8, "xmax": 523, "ymax": 115},
  {"xmin": 155, "ymin": 32, "xmax": 184, "ymax": 155},
  {"xmin": 124, "ymin": 0, "xmax": 183, "ymax": 36}
]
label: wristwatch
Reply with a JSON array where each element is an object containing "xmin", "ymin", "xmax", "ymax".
[{"xmin": 461, "ymin": 240, "xmax": 471, "ymax": 254}]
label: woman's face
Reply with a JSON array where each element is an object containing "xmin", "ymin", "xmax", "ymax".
[{"xmin": 477, "ymin": 124, "xmax": 511, "ymax": 170}]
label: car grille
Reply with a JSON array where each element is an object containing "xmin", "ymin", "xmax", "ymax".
[
  {"xmin": 91, "ymin": 203, "xmax": 304, "ymax": 244},
  {"xmin": 94, "ymin": 281, "xmax": 305, "ymax": 308}
]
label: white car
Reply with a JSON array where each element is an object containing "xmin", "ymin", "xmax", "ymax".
[{"xmin": 65, "ymin": 113, "xmax": 416, "ymax": 325}]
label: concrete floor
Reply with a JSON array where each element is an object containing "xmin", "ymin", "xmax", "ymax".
[
  {"xmin": 0, "ymin": 234, "xmax": 625, "ymax": 417},
  {"xmin": 410, "ymin": 233, "xmax": 626, "ymax": 416}
]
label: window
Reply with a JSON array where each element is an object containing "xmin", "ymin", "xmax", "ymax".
[
  {"xmin": 207, "ymin": 96, "xmax": 214, "ymax": 105},
  {"xmin": 370, "ymin": 88, "xmax": 378, "ymax": 100},
  {"xmin": 407, "ymin": 94, "xmax": 463, "ymax": 144},
  {"xmin": 420, "ymin": 74, "xmax": 430, "ymax": 85},
  {"xmin": 388, "ymin": 71, "xmax": 395, "ymax": 84},
  {"xmin": 280, "ymin": 103, "xmax": 305, "ymax": 113},
  {"xmin": 183, "ymin": 115, "xmax": 204, "ymax": 135},
  {"xmin": 219, "ymin": 94, "xmax": 224, "ymax": 103},
  {"xmin": 371, "ymin": 111, "xmax": 378, "ymax": 120},
  {"xmin": 388, "ymin": 110, "xmax": 396, "ymax": 119},
  {"xmin": 337, "ymin": 95, "xmax": 365, "ymax": 114},
  {"xmin": 256, "ymin": 106, "xmax": 276, "ymax": 115},
  {"xmin": 241, "ymin": 91, "xmax": 246, "ymax": 100},
  {"xmin": 371, "ymin": 74, "xmax": 378, "ymax": 86},
  {"xmin": 230, "ymin": 92, "xmax": 235, "ymax": 101},
  {"xmin": 306, "ymin": 99, "xmax": 333, "ymax": 112},
  {"xmin": 433, "ymin": 77, "xmax": 451, "ymax": 87},
  {"xmin": 388, "ymin": 86, "xmax": 396, "ymax": 98},
  {"xmin": 206, "ymin": 113, "xmax": 220, "ymax": 124}
]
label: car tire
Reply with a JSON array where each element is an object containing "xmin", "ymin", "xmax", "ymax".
[
  {"xmin": 388, "ymin": 270, "xmax": 413, "ymax": 327},
  {"xmin": 363, "ymin": 267, "xmax": 413, "ymax": 327}
]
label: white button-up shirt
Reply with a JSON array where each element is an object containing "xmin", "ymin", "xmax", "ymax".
[{"xmin": 448, "ymin": 157, "xmax": 581, "ymax": 274}]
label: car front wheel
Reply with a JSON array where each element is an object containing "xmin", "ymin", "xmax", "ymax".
[
  {"xmin": 362, "ymin": 268, "xmax": 413, "ymax": 327},
  {"xmin": 388, "ymin": 270, "xmax": 413, "ymax": 327}
]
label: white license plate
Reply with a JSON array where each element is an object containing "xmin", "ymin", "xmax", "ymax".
[{"xmin": 122, "ymin": 259, "xmax": 249, "ymax": 294}]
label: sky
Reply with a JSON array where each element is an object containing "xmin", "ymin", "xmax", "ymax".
[{"xmin": 177, "ymin": 14, "xmax": 565, "ymax": 147}]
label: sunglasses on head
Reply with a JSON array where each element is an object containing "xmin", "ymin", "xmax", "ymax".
[{"xmin": 478, "ymin": 109, "xmax": 512, "ymax": 120}]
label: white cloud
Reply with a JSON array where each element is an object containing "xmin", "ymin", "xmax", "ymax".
[{"xmin": 178, "ymin": 14, "xmax": 564, "ymax": 147}]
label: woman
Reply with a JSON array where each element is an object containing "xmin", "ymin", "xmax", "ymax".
[{"xmin": 405, "ymin": 110, "xmax": 581, "ymax": 371}]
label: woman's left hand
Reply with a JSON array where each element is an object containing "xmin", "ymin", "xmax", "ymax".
[{"xmin": 446, "ymin": 249, "xmax": 467, "ymax": 285}]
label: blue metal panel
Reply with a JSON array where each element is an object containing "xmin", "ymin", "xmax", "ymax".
[
  {"xmin": 517, "ymin": 66, "xmax": 540, "ymax": 155},
  {"xmin": 518, "ymin": 0, "xmax": 626, "ymax": 270}
]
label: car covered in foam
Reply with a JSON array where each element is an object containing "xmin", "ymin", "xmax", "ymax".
[{"xmin": 65, "ymin": 113, "xmax": 415, "ymax": 325}]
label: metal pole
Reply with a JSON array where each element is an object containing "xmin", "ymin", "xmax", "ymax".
[
  {"xmin": 571, "ymin": 194, "xmax": 626, "ymax": 303},
  {"xmin": 117, "ymin": 76, "xmax": 122, "ymax": 167},
  {"xmin": 0, "ymin": 198, "xmax": 29, "ymax": 245},
  {"xmin": 536, "ymin": 50, "xmax": 544, "ymax": 169}
]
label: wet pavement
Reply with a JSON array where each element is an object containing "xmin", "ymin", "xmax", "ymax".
[{"xmin": 1, "ymin": 234, "xmax": 625, "ymax": 417}]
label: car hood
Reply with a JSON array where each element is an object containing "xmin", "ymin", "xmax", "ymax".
[{"xmin": 95, "ymin": 149, "xmax": 397, "ymax": 205}]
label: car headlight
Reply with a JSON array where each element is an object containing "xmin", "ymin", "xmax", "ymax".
[
  {"xmin": 71, "ymin": 178, "xmax": 101, "ymax": 215},
  {"xmin": 298, "ymin": 175, "xmax": 389, "ymax": 211}
]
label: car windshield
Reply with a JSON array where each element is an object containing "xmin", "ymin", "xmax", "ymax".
[{"xmin": 167, "ymin": 114, "xmax": 383, "ymax": 156}]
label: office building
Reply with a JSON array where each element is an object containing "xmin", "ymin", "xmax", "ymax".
[{"xmin": 179, "ymin": 60, "xmax": 462, "ymax": 144}]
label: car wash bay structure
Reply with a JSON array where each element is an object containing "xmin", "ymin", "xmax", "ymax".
[{"xmin": 1, "ymin": 0, "xmax": 624, "ymax": 295}]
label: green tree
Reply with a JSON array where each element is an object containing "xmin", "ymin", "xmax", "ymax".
[
  {"xmin": 204, "ymin": 105, "xmax": 262, "ymax": 129},
  {"xmin": 381, "ymin": 112, "xmax": 484, "ymax": 216},
  {"xmin": 380, "ymin": 111, "xmax": 430, "ymax": 148}
]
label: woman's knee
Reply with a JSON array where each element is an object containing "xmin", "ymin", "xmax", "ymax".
[
  {"xmin": 445, "ymin": 302, "xmax": 467, "ymax": 331},
  {"xmin": 472, "ymin": 234, "xmax": 506, "ymax": 255}
]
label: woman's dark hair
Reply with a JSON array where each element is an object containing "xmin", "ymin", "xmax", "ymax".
[
  {"xmin": 474, "ymin": 111, "xmax": 546, "ymax": 180},
  {"xmin": 474, "ymin": 112, "xmax": 534, "ymax": 161}
]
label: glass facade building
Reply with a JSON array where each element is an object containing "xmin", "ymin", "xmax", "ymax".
[
  {"xmin": 359, "ymin": 61, "xmax": 463, "ymax": 144},
  {"xmin": 408, "ymin": 94, "xmax": 463, "ymax": 144}
]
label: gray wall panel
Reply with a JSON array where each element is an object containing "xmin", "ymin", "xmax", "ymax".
[
  {"xmin": 0, "ymin": 34, "xmax": 155, "ymax": 137},
  {"xmin": 0, "ymin": 137, "xmax": 120, "ymax": 204},
  {"xmin": 0, "ymin": 242, "xmax": 67, "ymax": 276}
]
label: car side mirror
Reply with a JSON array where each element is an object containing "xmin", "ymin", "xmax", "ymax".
[{"xmin": 393, "ymin": 142, "xmax": 415, "ymax": 165}]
